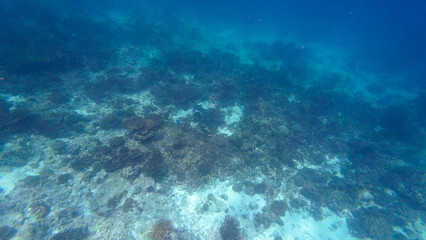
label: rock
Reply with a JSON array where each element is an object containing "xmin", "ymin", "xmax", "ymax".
[
  {"xmin": 201, "ymin": 203, "xmax": 209, "ymax": 212},
  {"xmin": 293, "ymin": 168, "xmax": 328, "ymax": 187},
  {"xmin": 50, "ymin": 227, "xmax": 89, "ymax": 240},
  {"xmin": 99, "ymin": 156, "xmax": 123, "ymax": 172},
  {"xmin": 0, "ymin": 225, "xmax": 17, "ymax": 240},
  {"xmin": 69, "ymin": 154, "xmax": 94, "ymax": 171},
  {"xmin": 29, "ymin": 201, "xmax": 50, "ymax": 219},
  {"xmin": 347, "ymin": 207, "xmax": 393, "ymax": 239},
  {"xmin": 270, "ymin": 200, "xmax": 287, "ymax": 217},
  {"xmin": 149, "ymin": 219, "xmax": 176, "ymax": 240},
  {"xmin": 220, "ymin": 194, "xmax": 228, "ymax": 200},
  {"xmin": 253, "ymin": 212, "xmax": 271, "ymax": 229},
  {"xmin": 123, "ymin": 114, "xmax": 163, "ymax": 142},
  {"xmin": 290, "ymin": 198, "xmax": 307, "ymax": 209},
  {"xmin": 121, "ymin": 166, "xmax": 142, "ymax": 181},
  {"xmin": 146, "ymin": 186, "xmax": 155, "ymax": 193},
  {"xmin": 51, "ymin": 140, "xmax": 67, "ymax": 154},
  {"xmin": 232, "ymin": 183, "xmax": 243, "ymax": 192},
  {"xmin": 249, "ymin": 203, "xmax": 258, "ymax": 210},
  {"xmin": 108, "ymin": 136, "xmax": 126, "ymax": 148},
  {"xmin": 106, "ymin": 190, "xmax": 128, "ymax": 208},
  {"xmin": 57, "ymin": 173, "xmax": 73, "ymax": 184},
  {"xmin": 65, "ymin": 143, "xmax": 81, "ymax": 155},
  {"xmin": 220, "ymin": 215, "xmax": 242, "ymax": 240},
  {"xmin": 207, "ymin": 193, "xmax": 216, "ymax": 201},
  {"xmin": 122, "ymin": 198, "xmax": 138, "ymax": 212},
  {"xmin": 392, "ymin": 232, "xmax": 409, "ymax": 240},
  {"xmin": 300, "ymin": 186, "xmax": 323, "ymax": 203},
  {"xmin": 254, "ymin": 182, "xmax": 267, "ymax": 194},
  {"xmin": 122, "ymin": 116, "xmax": 145, "ymax": 130},
  {"xmin": 21, "ymin": 175, "xmax": 41, "ymax": 187},
  {"xmin": 99, "ymin": 113, "xmax": 121, "ymax": 130},
  {"xmin": 141, "ymin": 149, "xmax": 166, "ymax": 181}
]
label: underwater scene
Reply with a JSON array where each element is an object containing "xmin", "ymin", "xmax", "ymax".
[{"xmin": 0, "ymin": 0, "xmax": 425, "ymax": 239}]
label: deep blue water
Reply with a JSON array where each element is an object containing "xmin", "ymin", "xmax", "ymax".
[
  {"xmin": 157, "ymin": 0, "xmax": 426, "ymax": 81},
  {"xmin": 0, "ymin": 1, "xmax": 425, "ymax": 239}
]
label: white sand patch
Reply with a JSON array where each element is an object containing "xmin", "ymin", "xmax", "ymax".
[
  {"xmin": 218, "ymin": 126, "xmax": 234, "ymax": 136},
  {"xmin": 183, "ymin": 73, "xmax": 194, "ymax": 82},
  {"xmin": 297, "ymin": 155, "xmax": 345, "ymax": 178},
  {"xmin": 94, "ymin": 129, "xmax": 126, "ymax": 144},
  {"xmin": 288, "ymin": 93, "xmax": 300, "ymax": 103},
  {"xmin": 74, "ymin": 104, "xmax": 97, "ymax": 116},
  {"xmin": 296, "ymin": 160, "xmax": 320, "ymax": 170},
  {"xmin": 0, "ymin": 166, "xmax": 32, "ymax": 194},
  {"xmin": 144, "ymin": 46, "xmax": 161, "ymax": 59},
  {"xmin": 74, "ymin": 100, "xmax": 109, "ymax": 117},
  {"xmin": 171, "ymin": 180, "xmax": 265, "ymax": 239},
  {"xmin": 0, "ymin": 94, "xmax": 26, "ymax": 110},
  {"xmin": 264, "ymin": 208, "xmax": 355, "ymax": 240},
  {"xmin": 222, "ymin": 106, "xmax": 242, "ymax": 125},
  {"xmin": 127, "ymin": 90, "xmax": 156, "ymax": 114},
  {"xmin": 198, "ymin": 101, "xmax": 216, "ymax": 109},
  {"xmin": 0, "ymin": 137, "xmax": 47, "ymax": 194},
  {"xmin": 384, "ymin": 188, "xmax": 396, "ymax": 196},
  {"xmin": 170, "ymin": 180, "xmax": 354, "ymax": 240},
  {"xmin": 172, "ymin": 109, "xmax": 193, "ymax": 121},
  {"xmin": 325, "ymin": 155, "xmax": 345, "ymax": 178},
  {"xmin": 218, "ymin": 106, "xmax": 243, "ymax": 136}
]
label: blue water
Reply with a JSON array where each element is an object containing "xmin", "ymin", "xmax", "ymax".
[{"xmin": 0, "ymin": 1, "xmax": 424, "ymax": 239}]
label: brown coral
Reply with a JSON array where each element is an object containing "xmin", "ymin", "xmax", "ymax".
[
  {"xmin": 145, "ymin": 114, "xmax": 163, "ymax": 129},
  {"xmin": 145, "ymin": 119, "xmax": 155, "ymax": 130},
  {"xmin": 148, "ymin": 219, "xmax": 176, "ymax": 240},
  {"xmin": 122, "ymin": 116, "xmax": 144, "ymax": 130},
  {"xmin": 123, "ymin": 114, "xmax": 163, "ymax": 142},
  {"xmin": 132, "ymin": 129, "xmax": 155, "ymax": 141}
]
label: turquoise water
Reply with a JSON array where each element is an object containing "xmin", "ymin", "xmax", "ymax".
[{"xmin": 0, "ymin": 1, "xmax": 424, "ymax": 239}]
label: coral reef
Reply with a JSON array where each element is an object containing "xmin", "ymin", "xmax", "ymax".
[
  {"xmin": 151, "ymin": 83, "xmax": 201, "ymax": 107},
  {"xmin": 50, "ymin": 227, "xmax": 89, "ymax": 240},
  {"xmin": 29, "ymin": 201, "xmax": 51, "ymax": 219},
  {"xmin": 123, "ymin": 114, "xmax": 163, "ymax": 142},
  {"xmin": 149, "ymin": 219, "xmax": 176, "ymax": 240},
  {"xmin": 142, "ymin": 149, "xmax": 167, "ymax": 181},
  {"xmin": 220, "ymin": 215, "xmax": 242, "ymax": 240},
  {"xmin": 0, "ymin": 3, "xmax": 424, "ymax": 239},
  {"xmin": 0, "ymin": 225, "xmax": 17, "ymax": 240},
  {"xmin": 98, "ymin": 113, "xmax": 122, "ymax": 130}
]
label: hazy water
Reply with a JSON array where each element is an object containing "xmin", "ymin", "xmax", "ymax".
[{"xmin": 0, "ymin": 1, "xmax": 425, "ymax": 239}]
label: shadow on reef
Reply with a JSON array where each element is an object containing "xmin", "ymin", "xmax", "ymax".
[
  {"xmin": 0, "ymin": 99, "xmax": 87, "ymax": 148},
  {"xmin": 59, "ymin": 113, "xmax": 167, "ymax": 182}
]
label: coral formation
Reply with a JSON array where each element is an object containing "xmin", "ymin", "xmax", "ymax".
[
  {"xmin": 50, "ymin": 227, "xmax": 89, "ymax": 240},
  {"xmin": 0, "ymin": 2, "xmax": 424, "ymax": 239},
  {"xmin": 149, "ymin": 219, "xmax": 176, "ymax": 240},
  {"xmin": 0, "ymin": 225, "xmax": 17, "ymax": 240},
  {"xmin": 99, "ymin": 113, "xmax": 122, "ymax": 130},
  {"xmin": 220, "ymin": 215, "xmax": 242, "ymax": 240},
  {"xmin": 151, "ymin": 83, "xmax": 201, "ymax": 107},
  {"xmin": 29, "ymin": 201, "xmax": 51, "ymax": 219},
  {"xmin": 123, "ymin": 114, "xmax": 163, "ymax": 142},
  {"xmin": 142, "ymin": 149, "xmax": 167, "ymax": 181}
]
